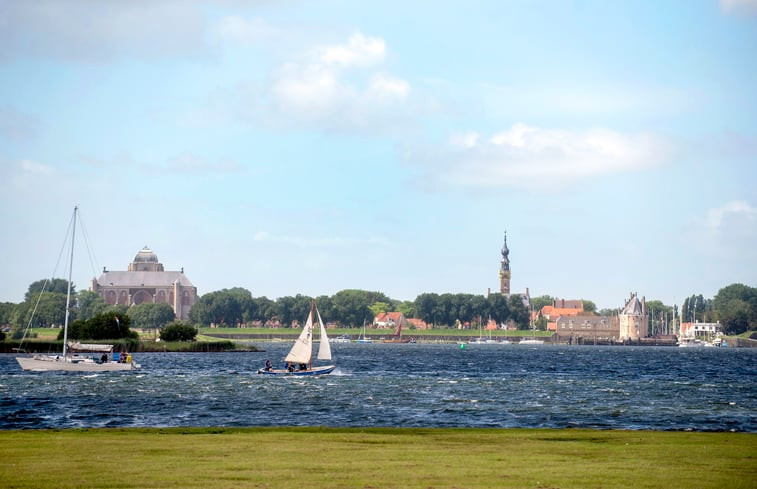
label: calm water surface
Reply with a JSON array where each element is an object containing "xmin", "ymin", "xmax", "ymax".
[{"xmin": 1, "ymin": 344, "xmax": 755, "ymax": 431}]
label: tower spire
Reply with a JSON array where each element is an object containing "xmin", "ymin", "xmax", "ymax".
[{"xmin": 499, "ymin": 230, "xmax": 511, "ymax": 295}]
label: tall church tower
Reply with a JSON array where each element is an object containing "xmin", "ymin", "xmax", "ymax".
[{"xmin": 499, "ymin": 231, "xmax": 511, "ymax": 295}]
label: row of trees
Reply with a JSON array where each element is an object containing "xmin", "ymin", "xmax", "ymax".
[
  {"xmin": 2, "ymin": 279, "xmax": 755, "ymax": 335},
  {"xmin": 186, "ymin": 289, "xmax": 534, "ymax": 329}
]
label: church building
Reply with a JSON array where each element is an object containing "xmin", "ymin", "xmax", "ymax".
[{"xmin": 90, "ymin": 247, "xmax": 197, "ymax": 320}]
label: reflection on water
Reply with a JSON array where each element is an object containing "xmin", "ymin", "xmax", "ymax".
[{"xmin": 1, "ymin": 344, "xmax": 755, "ymax": 431}]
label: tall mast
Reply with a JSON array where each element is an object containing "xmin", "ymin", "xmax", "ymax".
[
  {"xmin": 62, "ymin": 206, "xmax": 77, "ymax": 358},
  {"xmin": 309, "ymin": 299, "xmax": 315, "ymax": 369}
]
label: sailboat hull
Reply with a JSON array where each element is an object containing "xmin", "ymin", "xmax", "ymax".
[
  {"xmin": 257, "ymin": 365, "xmax": 335, "ymax": 376},
  {"xmin": 16, "ymin": 355, "xmax": 139, "ymax": 372}
]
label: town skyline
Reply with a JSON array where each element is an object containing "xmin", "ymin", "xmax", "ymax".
[{"xmin": 1, "ymin": 1, "xmax": 755, "ymax": 310}]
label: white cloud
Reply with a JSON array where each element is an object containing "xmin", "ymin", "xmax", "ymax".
[
  {"xmin": 3, "ymin": 160, "xmax": 56, "ymax": 192},
  {"xmin": 705, "ymin": 201, "xmax": 757, "ymax": 232},
  {"xmin": 315, "ymin": 32, "xmax": 386, "ymax": 67},
  {"xmin": 20, "ymin": 160, "xmax": 54, "ymax": 176},
  {"xmin": 366, "ymin": 75, "xmax": 410, "ymax": 101},
  {"xmin": 261, "ymin": 32, "xmax": 412, "ymax": 131},
  {"xmin": 424, "ymin": 123, "xmax": 667, "ymax": 189}
]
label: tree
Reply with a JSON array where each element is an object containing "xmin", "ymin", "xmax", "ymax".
[
  {"xmin": 160, "ymin": 321, "xmax": 198, "ymax": 341},
  {"xmin": 190, "ymin": 288, "xmax": 253, "ymax": 326},
  {"xmin": 129, "ymin": 302, "xmax": 176, "ymax": 329},
  {"xmin": 487, "ymin": 294, "xmax": 510, "ymax": 326},
  {"xmin": 24, "ymin": 278, "xmax": 74, "ymax": 302},
  {"xmin": 396, "ymin": 301, "xmax": 415, "ymax": 318},
  {"xmin": 508, "ymin": 295, "xmax": 530, "ymax": 328},
  {"xmin": 76, "ymin": 290, "xmax": 107, "ymax": 321},
  {"xmin": 414, "ymin": 293, "xmax": 440, "ymax": 326},
  {"xmin": 582, "ymin": 300, "xmax": 597, "ymax": 314},
  {"xmin": 251, "ymin": 296, "xmax": 276, "ymax": 323},
  {"xmin": 330, "ymin": 290, "xmax": 387, "ymax": 327},
  {"xmin": 275, "ymin": 294, "xmax": 314, "ymax": 327},
  {"xmin": 0, "ymin": 302, "xmax": 16, "ymax": 327},
  {"xmin": 682, "ymin": 294, "xmax": 713, "ymax": 322},
  {"xmin": 16, "ymin": 292, "xmax": 70, "ymax": 328},
  {"xmin": 530, "ymin": 295, "xmax": 555, "ymax": 312},
  {"xmin": 369, "ymin": 301, "xmax": 390, "ymax": 318},
  {"xmin": 61, "ymin": 312, "xmax": 137, "ymax": 341},
  {"xmin": 713, "ymin": 283, "xmax": 757, "ymax": 335}
]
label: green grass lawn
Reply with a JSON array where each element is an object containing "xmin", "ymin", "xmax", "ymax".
[{"xmin": 1, "ymin": 427, "xmax": 753, "ymax": 489}]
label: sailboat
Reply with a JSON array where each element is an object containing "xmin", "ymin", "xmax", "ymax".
[
  {"xmin": 15, "ymin": 206, "xmax": 139, "ymax": 372},
  {"xmin": 357, "ymin": 319, "xmax": 373, "ymax": 344},
  {"xmin": 258, "ymin": 300, "xmax": 335, "ymax": 375},
  {"xmin": 382, "ymin": 318, "xmax": 411, "ymax": 343},
  {"xmin": 518, "ymin": 308, "xmax": 544, "ymax": 345},
  {"xmin": 470, "ymin": 316, "xmax": 498, "ymax": 344}
]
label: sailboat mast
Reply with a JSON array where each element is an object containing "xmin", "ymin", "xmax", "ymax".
[
  {"xmin": 309, "ymin": 299, "xmax": 315, "ymax": 370},
  {"xmin": 62, "ymin": 206, "xmax": 77, "ymax": 358}
]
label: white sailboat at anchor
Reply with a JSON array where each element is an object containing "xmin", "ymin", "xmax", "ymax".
[{"xmin": 15, "ymin": 206, "xmax": 140, "ymax": 372}]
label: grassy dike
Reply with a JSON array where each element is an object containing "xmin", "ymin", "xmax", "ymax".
[{"xmin": 1, "ymin": 427, "xmax": 754, "ymax": 489}]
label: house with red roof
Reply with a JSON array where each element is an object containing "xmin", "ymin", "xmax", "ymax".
[{"xmin": 374, "ymin": 312, "xmax": 407, "ymax": 330}]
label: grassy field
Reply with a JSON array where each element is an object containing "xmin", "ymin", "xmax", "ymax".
[{"xmin": 1, "ymin": 427, "xmax": 754, "ymax": 489}]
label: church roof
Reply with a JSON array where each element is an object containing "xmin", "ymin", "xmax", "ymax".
[
  {"xmin": 96, "ymin": 270, "xmax": 194, "ymax": 288},
  {"xmin": 133, "ymin": 247, "xmax": 159, "ymax": 263}
]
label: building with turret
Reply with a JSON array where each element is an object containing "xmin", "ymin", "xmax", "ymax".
[
  {"xmin": 618, "ymin": 292, "xmax": 648, "ymax": 340},
  {"xmin": 90, "ymin": 247, "xmax": 197, "ymax": 320}
]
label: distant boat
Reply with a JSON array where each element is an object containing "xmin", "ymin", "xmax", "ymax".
[
  {"xmin": 518, "ymin": 338, "xmax": 544, "ymax": 345},
  {"xmin": 518, "ymin": 311, "xmax": 545, "ymax": 345},
  {"xmin": 470, "ymin": 317, "xmax": 498, "ymax": 344},
  {"xmin": 677, "ymin": 336, "xmax": 705, "ymax": 348},
  {"xmin": 332, "ymin": 334, "xmax": 351, "ymax": 343},
  {"xmin": 258, "ymin": 300, "xmax": 335, "ymax": 375},
  {"xmin": 357, "ymin": 319, "xmax": 373, "ymax": 344},
  {"xmin": 382, "ymin": 318, "xmax": 411, "ymax": 343},
  {"xmin": 15, "ymin": 206, "xmax": 139, "ymax": 372}
]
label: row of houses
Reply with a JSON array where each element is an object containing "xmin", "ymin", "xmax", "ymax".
[{"xmin": 541, "ymin": 293, "xmax": 649, "ymax": 341}]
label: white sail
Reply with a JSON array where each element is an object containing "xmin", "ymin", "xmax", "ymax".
[
  {"xmin": 316, "ymin": 308, "xmax": 332, "ymax": 361},
  {"xmin": 285, "ymin": 311, "xmax": 314, "ymax": 364}
]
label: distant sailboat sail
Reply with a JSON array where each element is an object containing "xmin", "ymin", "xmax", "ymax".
[{"xmin": 316, "ymin": 308, "xmax": 332, "ymax": 361}]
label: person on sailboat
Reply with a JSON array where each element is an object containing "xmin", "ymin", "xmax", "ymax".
[{"xmin": 264, "ymin": 359, "xmax": 272, "ymax": 372}]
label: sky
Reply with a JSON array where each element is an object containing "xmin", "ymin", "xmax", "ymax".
[{"xmin": 1, "ymin": 0, "xmax": 755, "ymax": 311}]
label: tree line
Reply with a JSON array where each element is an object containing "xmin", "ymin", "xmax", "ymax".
[{"xmin": 1, "ymin": 279, "xmax": 755, "ymax": 335}]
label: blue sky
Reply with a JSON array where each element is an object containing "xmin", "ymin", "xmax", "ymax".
[{"xmin": 1, "ymin": 0, "xmax": 755, "ymax": 310}]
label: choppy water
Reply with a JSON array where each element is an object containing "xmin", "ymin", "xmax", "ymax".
[{"xmin": 1, "ymin": 344, "xmax": 755, "ymax": 431}]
